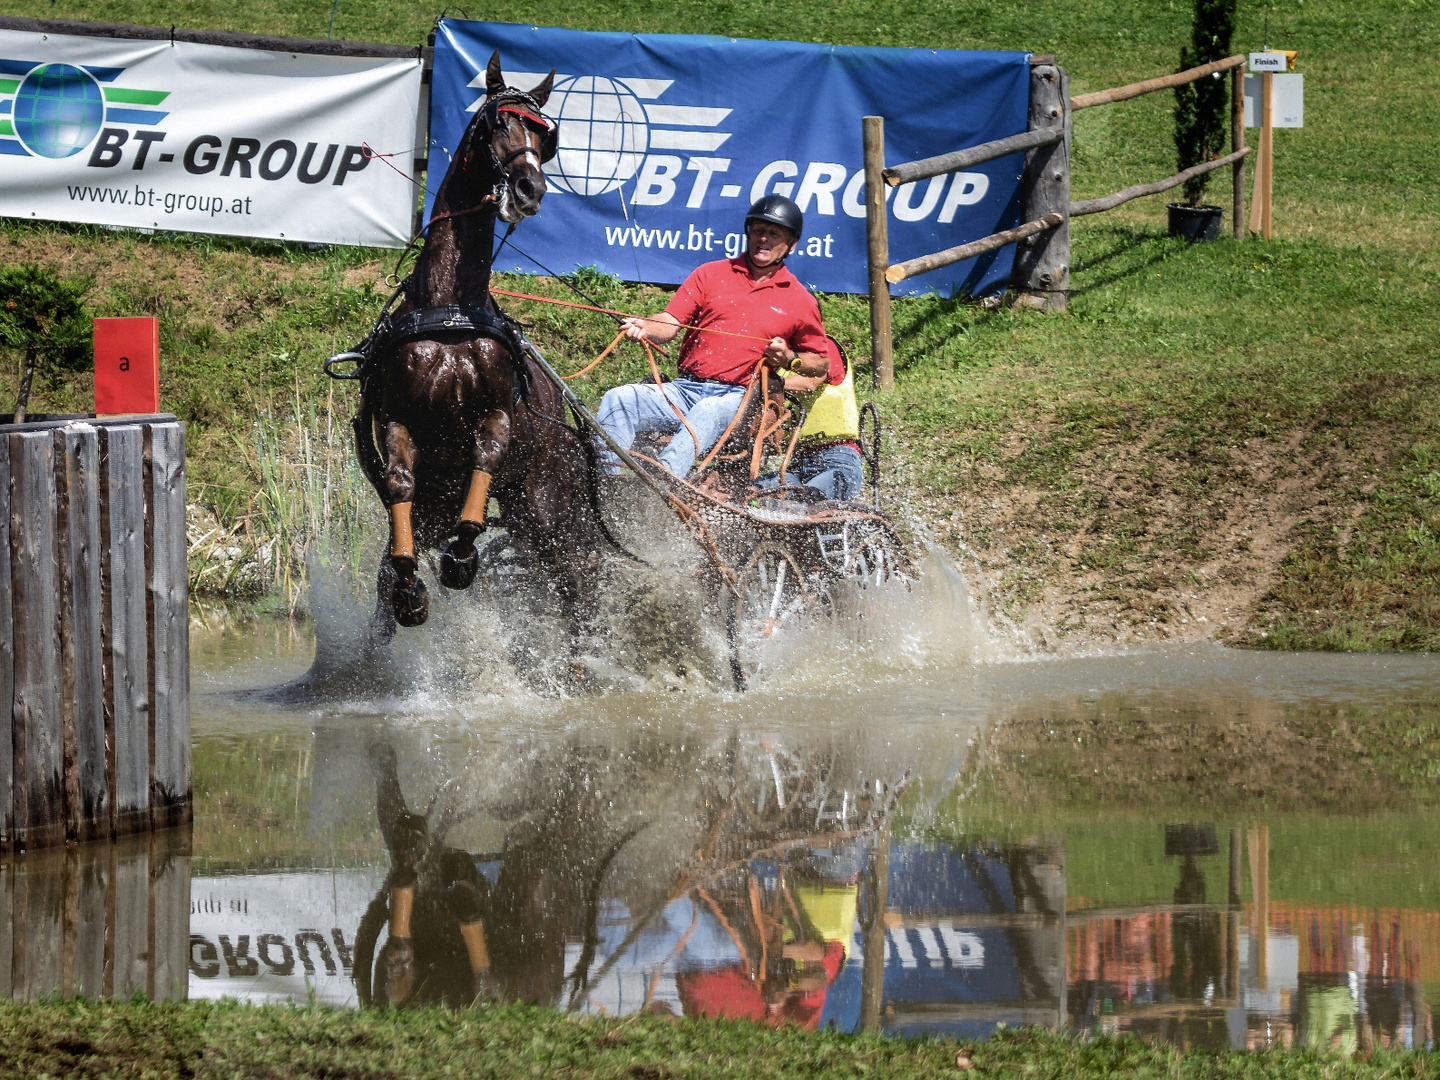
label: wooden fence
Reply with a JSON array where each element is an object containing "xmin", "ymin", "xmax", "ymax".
[
  {"xmin": 0, "ymin": 829, "xmax": 190, "ymax": 1000},
  {"xmin": 866, "ymin": 54, "xmax": 1251, "ymax": 387},
  {"xmin": 1, "ymin": 415, "xmax": 189, "ymax": 851}
]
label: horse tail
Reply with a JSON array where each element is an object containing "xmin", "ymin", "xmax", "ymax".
[{"xmin": 574, "ymin": 404, "xmax": 650, "ymax": 568}]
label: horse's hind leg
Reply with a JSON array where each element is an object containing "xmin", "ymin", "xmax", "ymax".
[
  {"xmin": 440, "ymin": 409, "xmax": 511, "ymax": 591},
  {"xmin": 384, "ymin": 421, "xmax": 430, "ymax": 627}
]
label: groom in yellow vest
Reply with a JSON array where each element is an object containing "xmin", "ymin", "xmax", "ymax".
[{"xmin": 768, "ymin": 337, "xmax": 865, "ymax": 501}]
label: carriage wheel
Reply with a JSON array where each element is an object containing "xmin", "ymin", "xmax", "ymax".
[
  {"xmin": 728, "ymin": 541, "xmax": 824, "ymax": 690},
  {"xmin": 473, "ymin": 533, "xmax": 532, "ymax": 594},
  {"xmin": 850, "ymin": 529, "xmax": 910, "ymax": 590}
]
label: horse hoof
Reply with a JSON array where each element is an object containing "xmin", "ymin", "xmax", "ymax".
[
  {"xmin": 393, "ymin": 578, "xmax": 430, "ymax": 627},
  {"xmin": 439, "ymin": 541, "xmax": 479, "ymax": 590}
]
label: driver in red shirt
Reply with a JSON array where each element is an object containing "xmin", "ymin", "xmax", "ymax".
[{"xmin": 596, "ymin": 196, "xmax": 831, "ymax": 478}]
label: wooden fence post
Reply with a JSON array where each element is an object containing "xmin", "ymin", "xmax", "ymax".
[
  {"xmin": 1248, "ymin": 71, "xmax": 1274, "ymax": 238},
  {"xmin": 1012, "ymin": 64, "xmax": 1070, "ymax": 311},
  {"xmin": 863, "ymin": 116, "xmax": 894, "ymax": 390},
  {"xmin": 1232, "ymin": 66, "xmax": 1246, "ymax": 240},
  {"xmin": 2, "ymin": 414, "xmax": 189, "ymax": 851}
]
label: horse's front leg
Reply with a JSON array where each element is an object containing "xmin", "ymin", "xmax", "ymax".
[
  {"xmin": 440, "ymin": 408, "xmax": 511, "ymax": 591},
  {"xmin": 384, "ymin": 420, "xmax": 431, "ymax": 627}
]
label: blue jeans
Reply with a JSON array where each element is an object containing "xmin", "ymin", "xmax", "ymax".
[
  {"xmin": 595, "ymin": 378, "xmax": 746, "ymax": 478},
  {"xmin": 759, "ymin": 442, "xmax": 867, "ymax": 501}
]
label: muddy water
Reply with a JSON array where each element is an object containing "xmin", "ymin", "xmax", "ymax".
[{"xmin": 5, "ymin": 562, "xmax": 1440, "ymax": 1053}]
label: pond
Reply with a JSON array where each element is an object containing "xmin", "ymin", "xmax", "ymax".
[{"xmin": 4, "ymin": 559, "xmax": 1439, "ymax": 1054}]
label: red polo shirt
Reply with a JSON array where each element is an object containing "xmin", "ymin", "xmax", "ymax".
[{"xmin": 664, "ymin": 258, "xmax": 829, "ymax": 385}]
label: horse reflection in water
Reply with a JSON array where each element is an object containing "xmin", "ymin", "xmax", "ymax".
[
  {"xmin": 351, "ymin": 735, "xmax": 894, "ymax": 1021},
  {"xmin": 353, "ymin": 740, "xmax": 638, "ymax": 1007}
]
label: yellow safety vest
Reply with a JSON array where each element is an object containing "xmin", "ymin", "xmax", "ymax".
[
  {"xmin": 795, "ymin": 361, "xmax": 859, "ymax": 444},
  {"xmin": 795, "ymin": 883, "xmax": 859, "ymax": 958}
]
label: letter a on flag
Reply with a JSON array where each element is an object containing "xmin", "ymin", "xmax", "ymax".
[{"xmin": 94, "ymin": 316, "xmax": 159, "ymax": 415}]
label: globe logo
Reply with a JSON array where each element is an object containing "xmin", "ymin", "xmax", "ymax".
[
  {"xmin": 13, "ymin": 63, "xmax": 105, "ymax": 159},
  {"xmin": 544, "ymin": 75, "xmax": 649, "ymax": 196}
]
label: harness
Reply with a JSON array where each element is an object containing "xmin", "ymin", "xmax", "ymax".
[
  {"xmin": 323, "ymin": 86, "xmax": 558, "ymax": 398},
  {"xmin": 326, "ymin": 298, "xmax": 532, "ymax": 401}
]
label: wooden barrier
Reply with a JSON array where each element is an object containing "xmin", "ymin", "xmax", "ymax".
[
  {"xmin": 865, "ymin": 53, "xmax": 1253, "ymax": 364},
  {"xmin": 0, "ymin": 830, "xmax": 190, "ymax": 1000},
  {"xmin": 1068, "ymin": 148, "xmax": 1249, "ymax": 217},
  {"xmin": 0, "ymin": 414, "xmax": 189, "ymax": 851}
]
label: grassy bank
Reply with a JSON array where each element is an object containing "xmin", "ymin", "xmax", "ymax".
[
  {"xmin": 0, "ymin": 0, "xmax": 1435, "ymax": 651},
  {"xmin": 2, "ymin": 999, "xmax": 1436, "ymax": 1079}
]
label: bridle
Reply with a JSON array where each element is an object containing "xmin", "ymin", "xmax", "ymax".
[
  {"xmin": 474, "ymin": 88, "xmax": 558, "ymax": 174},
  {"xmin": 416, "ymin": 89, "xmax": 556, "ymax": 236}
]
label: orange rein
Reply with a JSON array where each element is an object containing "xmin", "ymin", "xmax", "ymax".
[{"xmin": 503, "ymin": 286, "xmax": 787, "ymax": 477}]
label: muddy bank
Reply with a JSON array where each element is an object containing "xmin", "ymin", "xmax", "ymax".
[{"xmin": 921, "ymin": 409, "xmax": 1433, "ymax": 655}]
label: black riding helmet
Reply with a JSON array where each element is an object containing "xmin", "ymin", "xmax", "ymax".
[{"xmin": 745, "ymin": 194, "xmax": 803, "ymax": 241}]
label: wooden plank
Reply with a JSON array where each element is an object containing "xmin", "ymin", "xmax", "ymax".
[
  {"xmin": 883, "ymin": 127, "xmax": 1062, "ymax": 187},
  {"xmin": 111, "ymin": 839, "xmax": 149, "ymax": 997},
  {"xmin": 102, "ymin": 426, "xmax": 150, "ymax": 835},
  {"xmin": 13, "ymin": 847, "xmax": 65, "ymax": 999},
  {"xmin": 0, "ymin": 861, "xmax": 12, "ymax": 998},
  {"xmin": 59, "ymin": 426, "xmax": 107, "ymax": 838},
  {"xmin": 0, "ymin": 16, "xmax": 424, "ymax": 58},
  {"xmin": 888, "ymin": 212, "xmax": 1064, "ymax": 283},
  {"xmin": 147, "ymin": 423, "xmax": 190, "ymax": 825},
  {"xmin": 74, "ymin": 844, "xmax": 108, "ymax": 998},
  {"xmin": 53, "ymin": 433, "xmax": 78, "ymax": 843},
  {"xmin": 1069, "ymin": 148, "xmax": 1249, "ymax": 217},
  {"xmin": 10, "ymin": 432, "xmax": 65, "ymax": 849},
  {"xmin": 143, "ymin": 425, "xmax": 156, "ymax": 833},
  {"xmin": 0, "ymin": 436, "xmax": 12, "ymax": 851},
  {"xmin": 98, "ymin": 432, "xmax": 116, "ymax": 840},
  {"xmin": 62, "ymin": 848, "xmax": 76, "ymax": 994},
  {"xmin": 102, "ymin": 844, "xmax": 116, "ymax": 997},
  {"xmin": 1010, "ymin": 64, "xmax": 1070, "ymax": 311},
  {"xmin": 1071, "ymin": 53, "xmax": 1245, "ymax": 110},
  {"xmin": 149, "ymin": 832, "xmax": 191, "ymax": 1000}
]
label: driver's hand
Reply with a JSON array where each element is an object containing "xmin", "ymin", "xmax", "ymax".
[
  {"xmin": 622, "ymin": 317, "xmax": 651, "ymax": 343},
  {"xmin": 762, "ymin": 336, "xmax": 793, "ymax": 369}
]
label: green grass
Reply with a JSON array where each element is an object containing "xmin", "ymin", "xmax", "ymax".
[
  {"xmin": 923, "ymin": 808, "xmax": 1440, "ymax": 913},
  {"xmin": 191, "ymin": 727, "xmax": 386, "ymax": 873},
  {"xmin": 914, "ymin": 689, "xmax": 1440, "ymax": 912},
  {"xmin": 0, "ymin": 0, "xmax": 1435, "ymax": 645},
  {"xmin": 2, "ymin": 998, "xmax": 1437, "ymax": 1079}
]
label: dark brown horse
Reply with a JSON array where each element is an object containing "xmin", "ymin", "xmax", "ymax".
[{"xmin": 355, "ymin": 54, "xmax": 608, "ymax": 648}]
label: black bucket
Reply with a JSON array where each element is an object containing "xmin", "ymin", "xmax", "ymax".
[{"xmin": 1167, "ymin": 203, "xmax": 1223, "ymax": 242}]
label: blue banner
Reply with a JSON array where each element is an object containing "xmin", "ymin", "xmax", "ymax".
[{"xmin": 429, "ymin": 20, "xmax": 1030, "ymax": 297}]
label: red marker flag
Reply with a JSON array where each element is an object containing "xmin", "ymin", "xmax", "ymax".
[{"xmin": 94, "ymin": 317, "xmax": 160, "ymax": 416}]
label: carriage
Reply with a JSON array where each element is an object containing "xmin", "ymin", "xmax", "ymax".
[
  {"xmin": 325, "ymin": 54, "xmax": 912, "ymax": 690},
  {"xmin": 517, "ymin": 339, "xmax": 914, "ymax": 689}
]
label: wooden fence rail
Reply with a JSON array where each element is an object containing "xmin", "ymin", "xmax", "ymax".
[
  {"xmin": 1, "ymin": 414, "xmax": 190, "ymax": 851},
  {"xmin": 886, "ymin": 213, "xmax": 1066, "ymax": 284},
  {"xmin": 1070, "ymin": 53, "xmax": 1245, "ymax": 110},
  {"xmin": 866, "ymin": 53, "xmax": 1252, "ymax": 385},
  {"xmin": 882, "ymin": 127, "xmax": 1064, "ymax": 188},
  {"xmin": 1070, "ymin": 147, "xmax": 1250, "ymax": 217}
]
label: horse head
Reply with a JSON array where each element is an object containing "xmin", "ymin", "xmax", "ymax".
[{"xmin": 450, "ymin": 50, "xmax": 556, "ymax": 224}]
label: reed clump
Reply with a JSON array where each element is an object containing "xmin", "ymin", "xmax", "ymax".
[{"xmin": 187, "ymin": 384, "xmax": 376, "ymax": 612}]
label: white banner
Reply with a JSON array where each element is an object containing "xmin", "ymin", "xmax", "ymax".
[
  {"xmin": 189, "ymin": 870, "xmax": 387, "ymax": 1005},
  {"xmin": 0, "ymin": 30, "xmax": 420, "ymax": 247}
]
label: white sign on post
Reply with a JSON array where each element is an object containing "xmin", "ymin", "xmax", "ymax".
[
  {"xmin": 0, "ymin": 29, "xmax": 421, "ymax": 247},
  {"xmin": 1248, "ymin": 51, "xmax": 1289, "ymax": 72},
  {"xmin": 1243, "ymin": 73, "xmax": 1304, "ymax": 128}
]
